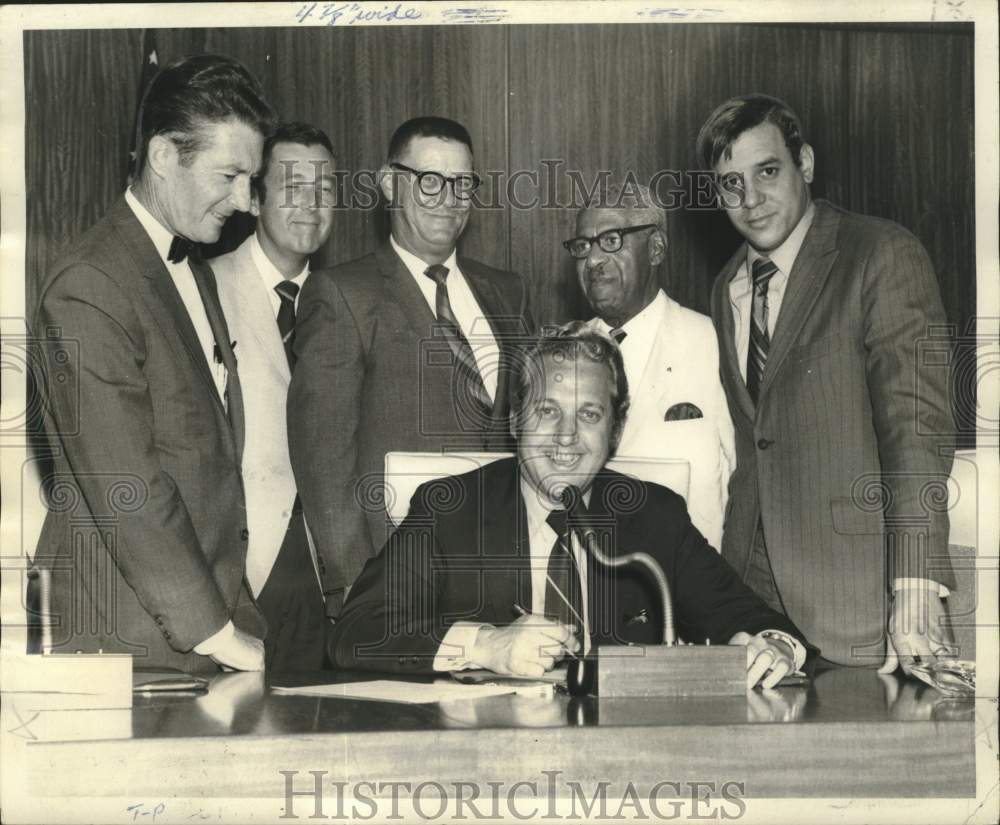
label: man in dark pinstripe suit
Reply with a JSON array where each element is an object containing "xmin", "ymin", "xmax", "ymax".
[{"xmin": 697, "ymin": 94, "xmax": 956, "ymax": 672}]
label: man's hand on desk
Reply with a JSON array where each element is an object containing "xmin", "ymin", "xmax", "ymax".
[
  {"xmin": 879, "ymin": 584, "xmax": 956, "ymax": 679},
  {"xmin": 199, "ymin": 624, "xmax": 265, "ymax": 671},
  {"xmin": 470, "ymin": 614, "xmax": 580, "ymax": 677},
  {"xmin": 728, "ymin": 631, "xmax": 796, "ymax": 689}
]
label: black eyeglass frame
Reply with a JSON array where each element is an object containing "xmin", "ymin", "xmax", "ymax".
[
  {"xmin": 562, "ymin": 223, "xmax": 658, "ymax": 259},
  {"xmin": 389, "ymin": 162, "xmax": 482, "ymax": 200}
]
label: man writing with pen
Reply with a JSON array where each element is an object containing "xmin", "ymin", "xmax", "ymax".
[{"xmin": 329, "ymin": 323, "xmax": 815, "ymax": 689}]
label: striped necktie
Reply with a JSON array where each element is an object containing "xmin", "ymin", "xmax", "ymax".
[
  {"xmin": 274, "ymin": 281, "xmax": 299, "ymax": 370},
  {"xmin": 544, "ymin": 508, "xmax": 586, "ymax": 649},
  {"xmin": 746, "ymin": 257, "xmax": 778, "ymax": 403},
  {"xmin": 424, "ymin": 265, "xmax": 493, "ymax": 421}
]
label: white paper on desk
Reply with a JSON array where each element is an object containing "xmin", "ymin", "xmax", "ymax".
[{"xmin": 270, "ymin": 679, "xmax": 547, "ymax": 704}]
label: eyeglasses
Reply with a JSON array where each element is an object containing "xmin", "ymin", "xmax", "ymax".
[
  {"xmin": 562, "ymin": 224, "xmax": 657, "ymax": 259},
  {"xmin": 390, "ymin": 162, "xmax": 482, "ymax": 201}
]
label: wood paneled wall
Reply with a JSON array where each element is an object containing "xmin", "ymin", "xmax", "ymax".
[{"xmin": 24, "ymin": 23, "xmax": 975, "ymax": 433}]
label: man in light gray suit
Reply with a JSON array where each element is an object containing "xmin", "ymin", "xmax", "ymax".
[
  {"xmin": 211, "ymin": 122, "xmax": 333, "ymax": 670},
  {"xmin": 33, "ymin": 55, "xmax": 275, "ymax": 672},
  {"xmin": 697, "ymin": 94, "xmax": 956, "ymax": 671},
  {"xmin": 289, "ymin": 117, "xmax": 533, "ymax": 615}
]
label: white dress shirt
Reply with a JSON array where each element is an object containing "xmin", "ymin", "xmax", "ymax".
[
  {"xmin": 591, "ymin": 288, "xmax": 664, "ymax": 390},
  {"xmin": 248, "ymin": 233, "xmax": 309, "ymax": 316},
  {"xmin": 124, "ymin": 188, "xmax": 228, "ymax": 404},
  {"xmin": 390, "ymin": 236, "xmax": 500, "ymax": 402}
]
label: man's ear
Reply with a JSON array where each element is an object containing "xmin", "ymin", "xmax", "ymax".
[
  {"xmin": 249, "ymin": 189, "xmax": 261, "ymax": 218},
  {"xmin": 145, "ymin": 134, "xmax": 176, "ymax": 181},
  {"xmin": 648, "ymin": 229, "xmax": 667, "ymax": 267},
  {"xmin": 798, "ymin": 143, "xmax": 815, "ymax": 185},
  {"xmin": 378, "ymin": 164, "xmax": 395, "ymax": 203}
]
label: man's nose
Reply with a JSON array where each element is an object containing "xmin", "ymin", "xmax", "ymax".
[
  {"xmin": 554, "ymin": 417, "xmax": 578, "ymax": 445},
  {"xmin": 229, "ymin": 177, "xmax": 252, "ymax": 213},
  {"xmin": 742, "ymin": 179, "xmax": 764, "ymax": 210}
]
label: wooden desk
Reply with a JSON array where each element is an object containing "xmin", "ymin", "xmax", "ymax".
[{"xmin": 17, "ymin": 666, "xmax": 975, "ymax": 804}]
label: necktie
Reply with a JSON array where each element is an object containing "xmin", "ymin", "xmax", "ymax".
[
  {"xmin": 746, "ymin": 257, "xmax": 778, "ymax": 403},
  {"xmin": 423, "ymin": 265, "xmax": 493, "ymax": 420},
  {"xmin": 609, "ymin": 327, "xmax": 627, "ymax": 344},
  {"xmin": 274, "ymin": 281, "xmax": 300, "ymax": 370},
  {"xmin": 167, "ymin": 236, "xmax": 201, "ymax": 265},
  {"xmin": 544, "ymin": 508, "xmax": 586, "ymax": 650}
]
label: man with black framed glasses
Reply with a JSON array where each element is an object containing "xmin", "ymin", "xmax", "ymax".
[
  {"xmin": 289, "ymin": 116, "xmax": 533, "ymax": 616},
  {"xmin": 569, "ymin": 183, "xmax": 735, "ymax": 551}
]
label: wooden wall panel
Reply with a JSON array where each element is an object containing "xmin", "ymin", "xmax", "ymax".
[
  {"xmin": 24, "ymin": 29, "xmax": 144, "ymax": 313},
  {"xmin": 845, "ymin": 28, "xmax": 975, "ymax": 331}
]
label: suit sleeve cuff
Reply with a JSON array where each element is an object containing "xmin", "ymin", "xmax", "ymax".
[
  {"xmin": 760, "ymin": 629, "xmax": 807, "ymax": 671},
  {"xmin": 433, "ymin": 622, "xmax": 488, "ymax": 671},
  {"xmin": 893, "ymin": 577, "xmax": 950, "ymax": 597},
  {"xmin": 193, "ymin": 620, "xmax": 235, "ymax": 656}
]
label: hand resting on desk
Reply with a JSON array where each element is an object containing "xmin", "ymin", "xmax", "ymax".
[{"xmin": 729, "ymin": 631, "xmax": 796, "ymax": 690}]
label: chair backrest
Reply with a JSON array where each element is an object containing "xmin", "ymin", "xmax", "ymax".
[{"xmin": 383, "ymin": 451, "xmax": 690, "ymax": 526}]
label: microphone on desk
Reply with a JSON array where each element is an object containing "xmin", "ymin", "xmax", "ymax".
[{"xmin": 560, "ymin": 485, "xmax": 677, "ymax": 647}]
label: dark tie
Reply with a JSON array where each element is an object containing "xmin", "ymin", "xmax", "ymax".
[
  {"xmin": 544, "ymin": 508, "xmax": 586, "ymax": 650},
  {"xmin": 167, "ymin": 235, "xmax": 201, "ymax": 264},
  {"xmin": 609, "ymin": 327, "xmax": 627, "ymax": 344},
  {"xmin": 746, "ymin": 257, "xmax": 778, "ymax": 403},
  {"xmin": 423, "ymin": 265, "xmax": 493, "ymax": 420},
  {"xmin": 274, "ymin": 281, "xmax": 300, "ymax": 370}
]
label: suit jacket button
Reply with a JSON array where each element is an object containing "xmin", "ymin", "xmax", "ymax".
[
  {"xmin": 757, "ymin": 438, "xmax": 773, "ymax": 450},
  {"xmin": 398, "ymin": 656, "xmax": 407, "ymax": 665},
  {"xmin": 240, "ymin": 528, "xmax": 250, "ymax": 541}
]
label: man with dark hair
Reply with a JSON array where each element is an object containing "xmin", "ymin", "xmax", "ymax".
[
  {"xmin": 33, "ymin": 54, "xmax": 276, "ymax": 672},
  {"xmin": 289, "ymin": 116, "xmax": 533, "ymax": 615},
  {"xmin": 328, "ymin": 323, "xmax": 813, "ymax": 685},
  {"xmin": 209, "ymin": 122, "xmax": 335, "ymax": 670},
  {"xmin": 571, "ymin": 183, "xmax": 735, "ymax": 549},
  {"xmin": 696, "ymin": 94, "xmax": 956, "ymax": 672}
]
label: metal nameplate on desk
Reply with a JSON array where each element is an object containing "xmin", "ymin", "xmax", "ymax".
[{"xmin": 598, "ymin": 645, "xmax": 746, "ymax": 698}]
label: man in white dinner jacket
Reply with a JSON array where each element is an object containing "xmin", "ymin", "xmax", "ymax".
[
  {"xmin": 211, "ymin": 122, "xmax": 335, "ymax": 670},
  {"xmin": 572, "ymin": 183, "xmax": 735, "ymax": 550}
]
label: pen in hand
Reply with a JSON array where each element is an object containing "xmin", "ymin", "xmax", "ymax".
[{"xmin": 512, "ymin": 603, "xmax": 580, "ymax": 660}]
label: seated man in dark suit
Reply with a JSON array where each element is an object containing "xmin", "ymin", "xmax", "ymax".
[{"xmin": 329, "ymin": 323, "xmax": 816, "ymax": 688}]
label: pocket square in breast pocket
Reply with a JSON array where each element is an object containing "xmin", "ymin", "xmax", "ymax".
[{"xmin": 664, "ymin": 402, "xmax": 703, "ymax": 421}]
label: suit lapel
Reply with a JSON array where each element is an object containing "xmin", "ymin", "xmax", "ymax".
[
  {"xmin": 114, "ymin": 200, "xmax": 225, "ymax": 406},
  {"xmin": 713, "ymin": 244, "xmax": 755, "ymax": 421},
  {"xmin": 481, "ymin": 459, "xmax": 533, "ymax": 619},
  {"xmin": 225, "ymin": 241, "xmax": 290, "ymax": 382},
  {"xmin": 759, "ymin": 200, "xmax": 840, "ymax": 402},
  {"xmin": 459, "ymin": 257, "xmax": 515, "ymax": 432},
  {"xmin": 376, "ymin": 244, "xmax": 437, "ymax": 336}
]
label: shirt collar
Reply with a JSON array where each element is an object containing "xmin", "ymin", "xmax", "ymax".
[
  {"xmin": 390, "ymin": 234, "xmax": 458, "ymax": 279},
  {"xmin": 745, "ymin": 200, "xmax": 816, "ymax": 277},
  {"xmin": 250, "ymin": 232, "xmax": 310, "ymax": 293},
  {"xmin": 593, "ymin": 288, "xmax": 668, "ymax": 337},
  {"xmin": 125, "ymin": 188, "xmax": 176, "ymax": 268}
]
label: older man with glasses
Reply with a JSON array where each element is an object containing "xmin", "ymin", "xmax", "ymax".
[
  {"xmin": 289, "ymin": 116, "xmax": 534, "ymax": 616},
  {"xmin": 567, "ymin": 184, "xmax": 735, "ymax": 551}
]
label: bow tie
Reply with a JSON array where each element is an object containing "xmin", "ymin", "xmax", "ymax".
[{"xmin": 167, "ymin": 235, "xmax": 201, "ymax": 264}]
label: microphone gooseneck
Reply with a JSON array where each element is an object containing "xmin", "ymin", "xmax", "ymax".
[{"xmin": 560, "ymin": 485, "xmax": 677, "ymax": 646}]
